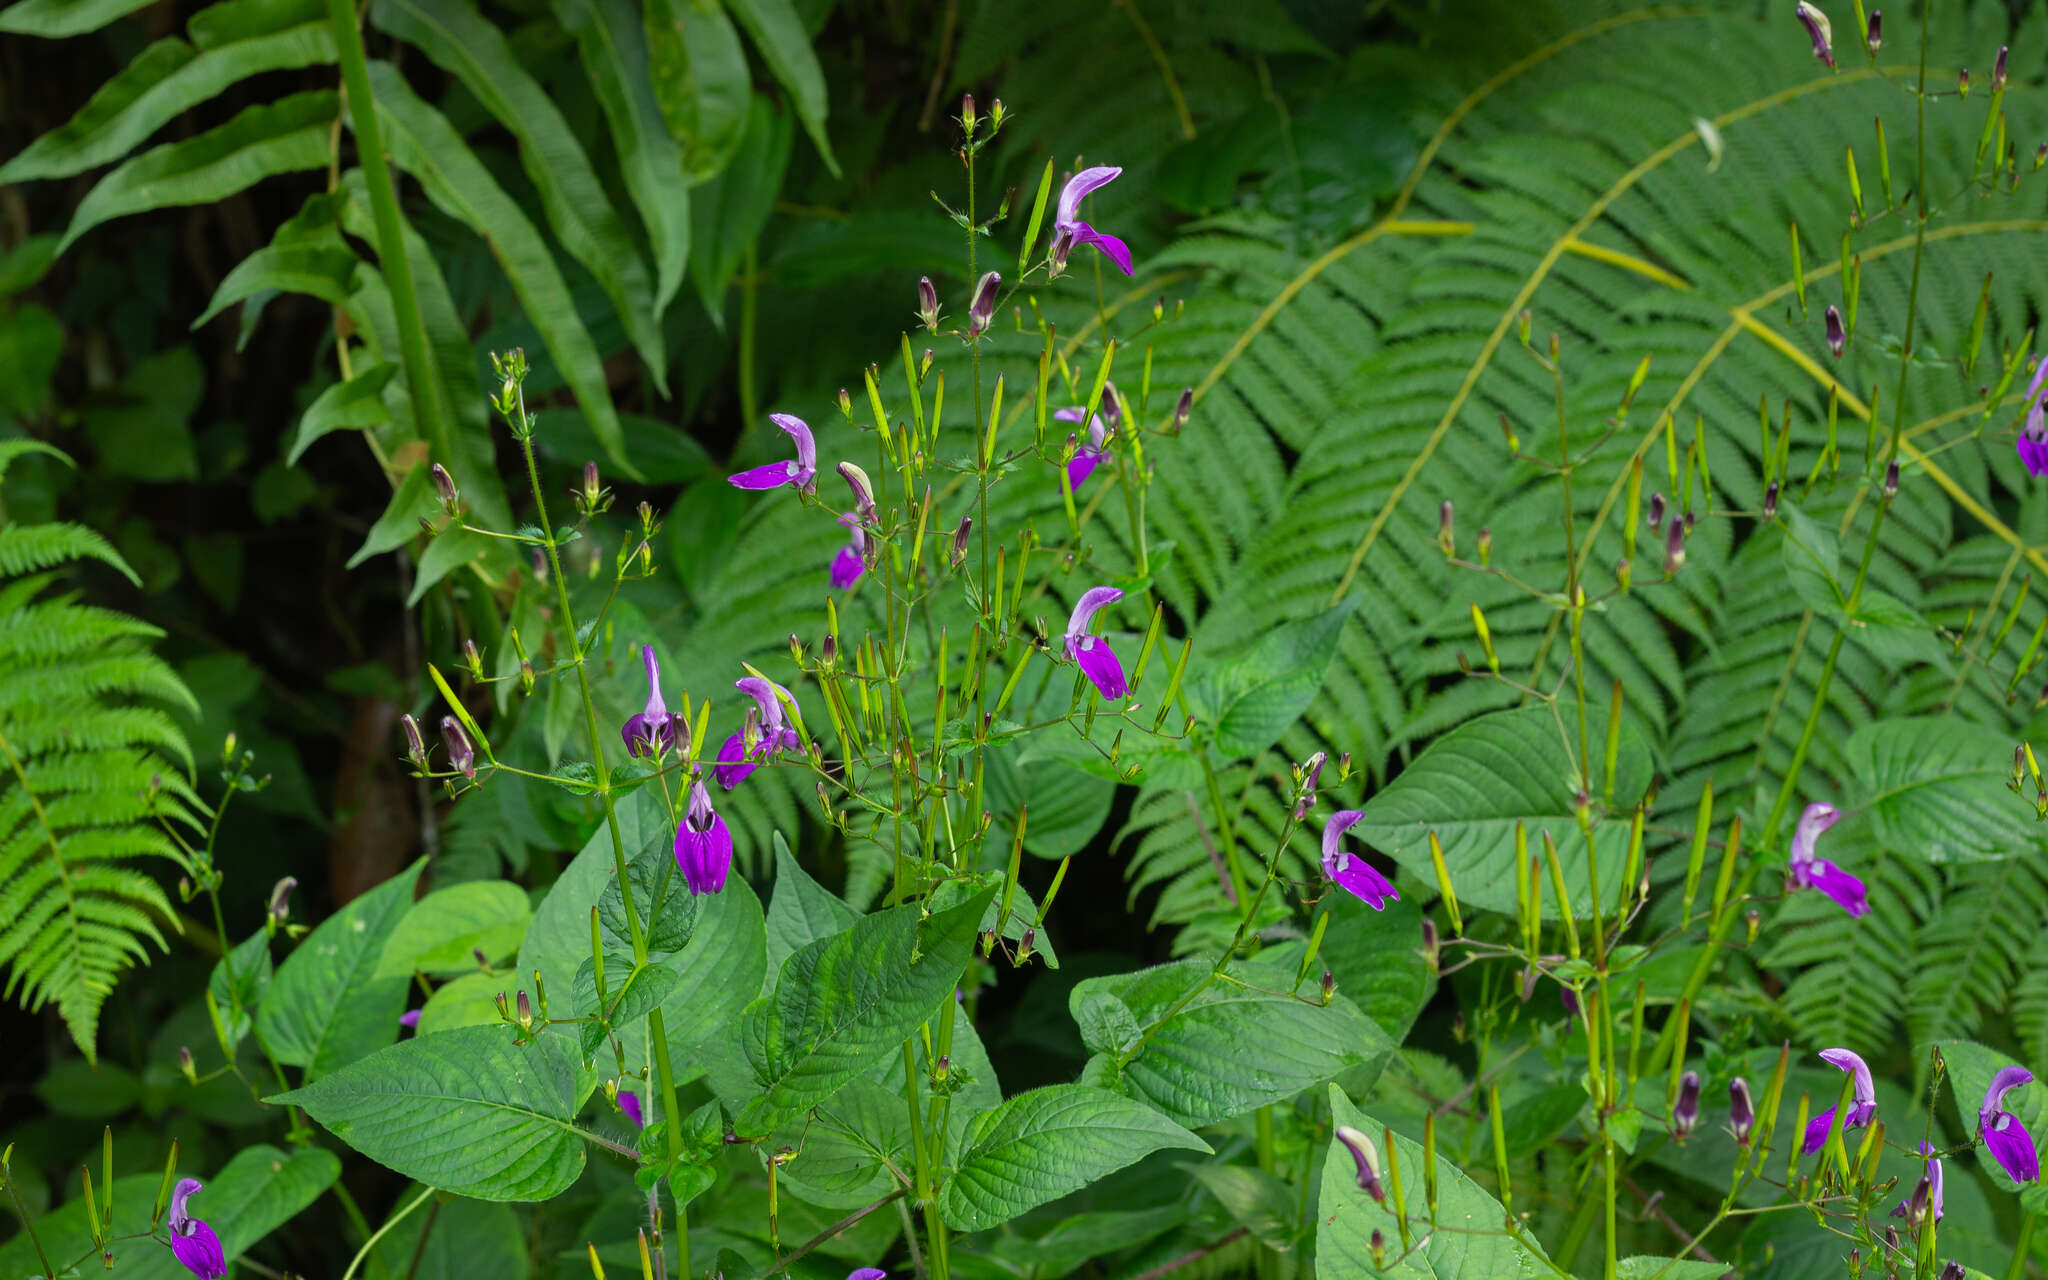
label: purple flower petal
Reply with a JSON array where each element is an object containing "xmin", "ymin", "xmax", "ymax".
[
  {"xmin": 399, "ymin": 1009, "xmax": 421, "ymax": 1030},
  {"xmin": 1056, "ymin": 166, "xmax": 1122, "ymax": 229},
  {"xmin": 735, "ymin": 676, "xmax": 789, "ymax": 739},
  {"xmin": 1987, "ymin": 1112, "xmax": 2040, "ymax": 1183},
  {"xmin": 675, "ymin": 781, "xmax": 733, "ymax": 895},
  {"xmin": 1064, "ymin": 586, "xmax": 1124, "ymax": 637},
  {"xmin": 1067, "ymin": 634, "xmax": 1129, "ymax": 699},
  {"xmin": 848, "ymin": 1270, "xmax": 888, "ymax": 1280},
  {"xmin": 730, "ymin": 460, "xmax": 804, "ymax": 490},
  {"xmin": 1788, "ymin": 802, "xmax": 1840, "ymax": 868},
  {"xmin": 714, "ymin": 732, "xmax": 756, "ymax": 790},
  {"xmin": 1067, "ymin": 449, "xmax": 1105, "ymax": 492},
  {"xmin": 1803, "ymin": 857, "xmax": 1870, "ymax": 917},
  {"xmin": 1801, "ymin": 1104, "xmax": 1840, "ymax": 1154},
  {"xmin": 831, "ymin": 542, "xmax": 865, "ymax": 588},
  {"xmin": 1069, "ymin": 223, "xmax": 1134, "ymax": 277},
  {"xmin": 1333, "ymin": 1125, "xmax": 1386, "ymax": 1202},
  {"xmin": 2018, "ymin": 435, "xmax": 2048, "ymax": 478},
  {"xmin": 171, "ymin": 1218, "xmax": 227, "ymax": 1280},
  {"xmin": 1819, "ymin": 1047, "xmax": 1877, "ymax": 1110},
  {"xmin": 619, "ymin": 1090, "xmax": 644, "ymax": 1129},
  {"xmin": 1320, "ymin": 811, "xmax": 1400, "ymax": 910},
  {"xmin": 1985, "ymin": 1065, "xmax": 2036, "ymax": 1117},
  {"xmin": 770, "ymin": 413, "xmax": 816, "ymax": 473},
  {"xmin": 622, "ymin": 645, "xmax": 677, "ymax": 758}
]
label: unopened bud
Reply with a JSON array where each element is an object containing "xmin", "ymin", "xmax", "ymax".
[
  {"xmin": 1333, "ymin": 1126, "xmax": 1386, "ymax": 1203},
  {"xmin": 1683, "ymin": 509, "xmax": 1696, "ymax": 533},
  {"xmin": 578, "ymin": 461, "xmax": 603, "ymax": 513},
  {"xmin": 1437, "ymin": 500, "xmax": 1454, "ymax": 556},
  {"xmin": 1671, "ymin": 1069, "xmax": 1701, "ymax": 1138},
  {"xmin": 1018, "ymin": 927, "xmax": 1036, "ymax": 959},
  {"xmin": 960, "ymin": 92, "xmax": 976, "ymax": 135},
  {"xmin": 1320, "ymin": 970, "xmax": 1334, "ymax": 1005},
  {"xmin": 1795, "ymin": 2, "xmax": 1834, "ymax": 68},
  {"xmin": 2037, "ymin": 142, "xmax": 2046, "ymax": 170},
  {"xmin": 838, "ymin": 387, "xmax": 853, "ymax": 418},
  {"xmin": 1664, "ymin": 520, "xmax": 1687, "ymax": 575},
  {"xmin": 418, "ymin": 515, "xmax": 436, "ymax": 538},
  {"xmin": 1745, "ymin": 906, "xmax": 1760, "ymax": 945},
  {"xmin": 1865, "ymin": 9, "xmax": 1881, "ymax": 52},
  {"xmin": 917, "ymin": 276, "xmax": 941, "ymax": 332},
  {"xmin": 463, "ymin": 638, "xmax": 483, "ymax": 677},
  {"xmin": 494, "ymin": 991, "xmax": 510, "ymax": 1022},
  {"xmin": 952, "ymin": 516, "xmax": 973, "ymax": 567},
  {"xmin": 267, "ymin": 876, "xmax": 297, "ymax": 927},
  {"xmin": 1763, "ymin": 481, "xmax": 1779, "ymax": 522},
  {"xmin": 1883, "ymin": 460, "xmax": 1899, "ymax": 498},
  {"xmin": 969, "ymin": 271, "xmax": 1000, "ymax": 337},
  {"xmin": 1993, "ymin": 46, "xmax": 2008, "ymax": 91},
  {"xmin": 1173, "ymin": 387, "xmax": 1193, "ymax": 433},
  {"xmin": 1477, "ymin": 526, "xmax": 1492, "ymax": 567},
  {"xmin": 1420, "ymin": 918, "xmax": 1440, "ymax": 973},
  {"xmin": 1370, "ymin": 1229, "xmax": 1387, "ymax": 1269},
  {"xmin": 1648, "ymin": 492, "xmax": 1666, "ymax": 532},
  {"xmin": 439, "ymin": 715, "xmax": 476, "ymax": 780},
  {"xmin": 519, "ymin": 660, "xmax": 535, "ymax": 695},
  {"xmin": 1941, "ymin": 1262, "xmax": 1967, "ymax": 1280},
  {"xmin": 1498, "ymin": 412, "xmax": 1520, "ymax": 453},
  {"xmin": 1959, "ymin": 67, "xmax": 1971, "ymax": 97},
  {"xmin": 515, "ymin": 990, "xmax": 533, "ymax": 1031},
  {"xmin": 839, "ymin": 461, "xmax": 877, "ymax": 526},
  {"xmin": 400, "ymin": 714, "xmax": 427, "ymax": 767},
  {"xmin": 1730, "ymin": 1077, "xmax": 1755, "ymax": 1142},
  {"xmin": 821, "ymin": 633, "xmax": 838, "ymax": 664},
  {"xmin": 430, "ymin": 463, "xmax": 459, "ymax": 510},
  {"xmin": 1099, "ymin": 381, "xmax": 1122, "ymax": 431},
  {"xmin": 1615, "ymin": 557, "xmax": 1631, "ymax": 591},
  {"xmin": 1825, "ymin": 304, "xmax": 1846, "ymax": 358},
  {"xmin": 178, "ymin": 1045, "xmax": 195, "ymax": 1081}
]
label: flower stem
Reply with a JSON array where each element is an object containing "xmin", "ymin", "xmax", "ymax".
[{"xmin": 339, "ymin": 1184, "xmax": 435, "ymax": 1280}]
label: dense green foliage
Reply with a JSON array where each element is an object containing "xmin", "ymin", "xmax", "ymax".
[{"xmin": 7, "ymin": 1, "xmax": 2048, "ymax": 1278}]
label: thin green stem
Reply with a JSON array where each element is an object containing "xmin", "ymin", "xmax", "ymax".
[
  {"xmin": 324, "ymin": 0, "xmax": 452, "ymax": 470},
  {"xmin": 2004, "ymin": 1210, "xmax": 2037, "ymax": 1280},
  {"xmin": 340, "ymin": 1186, "xmax": 435, "ymax": 1280}
]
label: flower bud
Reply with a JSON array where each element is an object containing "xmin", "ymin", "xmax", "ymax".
[
  {"xmin": 1730, "ymin": 1077, "xmax": 1755, "ymax": 1142},
  {"xmin": 463, "ymin": 638, "xmax": 483, "ymax": 677},
  {"xmin": 1883, "ymin": 459, "xmax": 1899, "ymax": 498},
  {"xmin": 430, "ymin": 463, "xmax": 459, "ymax": 511},
  {"xmin": 494, "ymin": 991, "xmax": 511, "ymax": 1022},
  {"xmin": 400, "ymin": 714, "xmax": 427, "ymax": 768},
  {"xmin": 1993, "ymin": 46, "xmax": 2008, "ymax": 92},
  {"xmin": 1371, "ymin": 1229, "xmax": 1387, "ymax": 1270},
  {"xmin": 515, "ymin": 989, "xmax": 534, "ymax": 1031},
  {"xmin": 1519, "ymin": 966, "xmax": 1539, "ymax": 1002},
  {"xmin": 1420, "ymin": 918, "xmax": 1440, "ymax": 973},
  {"xmin": 1437, "ymin": 500, "xmax": 1455, "ymax": 556},
  {"xmin": 578, "ymin": 461, "xmax": 604, "ymax": 513},
  {"xmin": 1320, "ymin": 970, "xmax": 1335, "ymax": 1005},
  {"xmin": 838, "ymin": 387, "xmax": 853, "ymax": 418},
  {"xmin": 952, "ymin": 516, "xmax": 973, "ymax": 567},
  {"xmin": 1795, "ymin": 2, "xmax": 1834, "ymax": 68},
  {"xmin": 1671, "ymin": 1069, "xmax": 1701, "ymax": 1138},
  {"xmin": 1334, "ymin": 1126, "xmax": 1386, "ymax": 1202},
  {"xmin": 1648, "ymin": 492, "xmax": 1666, "ymax": 532},
  {"xmin": 960, "ymin": 92, "xmax": 976, "ymax": 135},
  {"xmin": 1099, "ymin": 382, "xmax": 1122, "ymax": 431},
  {"xmin": 1476, "ymin": 526, "xmax": 1492, "ymax": 567},
  {"xmin": 417, "ymin": 515, "xmax": 437, "ymax": 538},
  {"xmin": 1665, "ymin": 520, "xmax": 1687, "ymax": 575},
  {"xmin": 918, "ymin": 276, "xmax": 941, "ymax": 332},
  {"xmin": 519, "ymin": 660, "xmax": 535, "ymax": 695},
  {"xmin": 267, "ymin": 876, "xmax": 297, "ymax": 928},
  {"xmin": 1499, "ymin": 412, "xmax": 1520, "ymax": 453},
  {"xmin": 2036, "ymin": 142, "xmax": 2046, "ymax": 170},
  {"xmin": 1763, "ymin": 481, "xmax": 1779, "ymax": 522},
  {"xmin": 968, "ymin": 271, "xmax": 1000, "ymax": 337},
  {"xmin": 1959, "ymin": 67, "xmax": 1971, "ymax": 97},
  {"xmin": 1173, "ymin": 387, "xmax": 1193, "ymax": 433},
  {"xmin": 821, "ymin": 633, "xmax": 837, "ymax": 665},
  {"xmin": 439, "ymin": 715, "xmax": 476, "ymax": 780},
  {"xmin": 1865, "ymin": 8, "xmax": 1881, "ymax": 52},
  {"xmin": 839, "ymin": 461, "xmax": 878, "ymax": 526},
  {"xmin": 1683, "ymin": 509, "xmax": 1696, "ymax": 533},
  {"xmin": 1941, "ymin": 1263, "xmax": 1966, "ymax": 1280},
  {"xmin": 1825, "ymin": 304, "xmax": 1846, "ymax": 358}
]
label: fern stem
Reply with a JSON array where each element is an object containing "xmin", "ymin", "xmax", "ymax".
[{"xmin": 324, "ymin": 0, "xmax": 453, "ymax": 473}]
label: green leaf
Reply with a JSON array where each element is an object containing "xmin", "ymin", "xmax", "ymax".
[
  {"xmin": 376, "ymin": 880, "xmax": 531, "ymax": 978},
  {"xmin": 1187, "ymin": 1163, "xmax": 1300, "ymax": 1252},
  {"xmin": 1318, "ymin": 1085, "xmax": 1544, "ymax": 1277},
  {"xmin": 984, "ymin": 735, "xmax": 1115, "ymax": 860},
  {"xmin": 0, "ymin": 0, "xmax": 153, "ymax": 36},
  {"xmin": 0, "ymin": 302, "xmax": 63, "ymax": 416},
  {"xmin": 407, "ymin": 528, "xmax": 489, "ymax": 605},
  {"xmin": 209, "ymin": 929, "xmax": 273, "ymax": 1050},
  {"xmin": 258, "ymin": 859, "xmax": 423, "ymax": 1078},
  {"xmin": 1778, "ymin": 503, "xmax": 1842, "ymax": 614},
  {"xmin": 0, "ymin": 1143, "xmax": 336, "ymax": 1279},
  {"xmin": 274, "ymin": 1024, "xmax": 591, "ymax": 1201},
  {"xmin": 725, "ymin": 0, "xmax": 837, "ymax": 176},
  {"xmin": 82, "ymin": 344, "xmax": 203, "ymax": 482},
  {"xmin": 1, "ymin": 0, "xmax": 333, "ymax": 184},
  {"xmin": 771, "ymin": 1077, "xmax": 908, "ymax": 1210},
  {"xmin": 416, "ymin": 971, "xmax": 508, "ymax": 1036},
  {"xmin": 346, "ymin": 455, "xmax": 435, "ymax": 569},
  {"xmin": 554, "ymin": 0, "xmax": 689, "ymax": 320},
  {"xmin": 362, "ymin": 62, "xmax": 629, "ymax": 472},
  {"xmin": 289, "ymin": 363, "xmax": 395, "ymax": 463},
  {"xmin": 689, "ymin": 93, "xmax": 793, "ymax": 323},
  {"xmin": 1353, "ymin": 704, "xmax": 1651, "ymax": 918},
  {"xmin": 735, "ymin": 884, "xmax": 993, "ymax": 1134},
  {"xmin": 1502, "ymin": 1083, "xmax": 1588, "ymax": 1158},
  {"xmin": 1190, "ymin": 597, "xmax": 1360, "ymax": 758},
  {"xmin": 1845, "ymin": 717, "xmax": 2045, "ymax": 863},
  {"xmin": 1616, "ymin": 1259, "xmax": 1727, "ymax": 1280},
  {"xmin": 576, "ymin": 951, "xmax": 683, "ymax": 1059},
  {"xmin": 369, "ymin": 0, "xmax": 666, "ymax": 395},
  {"xmin": 57, "ymin": 89, "xmax": 336, "ymax": 255},
  {"xmin": 34, "ymin": 1058, "xmax": 140, "ymax": 1118},
  {"xmin": 644, "ymin": 0, "xmax": 750, "ymax": 181},
  {"xmin": 764, "ymin": 833, "xmax": 858, "ymax": 974},
  {"xmin": 1073, "ymin": 958, "xmax": 1390, "ymax": 1127},
  {"xmin": 195, "ymin": 241, "xmax": 357, "ymax": 329},
  {"xmin": 937, "ymin": 1084, "xmax": 1209, "ymax": 1232}
]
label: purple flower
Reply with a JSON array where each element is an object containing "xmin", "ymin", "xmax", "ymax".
[
  {"xmin": 1333, "ymin": 1125, "xmax": 1386, "ymax": 1202},
  {"xmin": 1730, "ymin": 1077, "xmax": 1755, "ymax": 1143},
  {"xmin": 1063, "ymin": 586, "xmax": 1129, "ymax": 699},
  {"xmin": 1980, "ymin": 1065, "xmax": 2039, "ymax": 1183},
  {"xmin": 968, "ymin": 271, "xmax": 1001, "ymax": 337},
  {"xmin": 2016, "ymin": 357, "xmax": 2048, "ymax": 478},
  {"xmin": 621, "ymin": 645, "xmax": 678, "ymax": 758},
  {"xmin": 848, "ymin": 1271, "xmax": 887, "ymax": 1280},
  {"xmin": 1321, "ymin": 811, "xmax": 1399, "ymax": 910},
  {"xmin": 1054, "ymin": 406, "xmax": 1111, "ymax": 491},
  {"xmin": 1672, "ymin": 1070, "xmax": 1701, "ymax": 1139},
  {"xmin": 1049, "ymin": 166, "xmax": 1133, "ymax": 278},
  {"xmin": 1787, "ymin": 802, "xmax": 1868, "ymax": 917},
  {"xmin": 619, "ymin": 1089, "xmax": 645, "ymax": 1129},
  {"xmin": 1892, "ymin": 1140, "xmax": 1944, "ymax": 1221},
  {"xmin": 439, "ymin": 716, "xmax": 475, "ymax": 780},
  {"xmin": 831, "ymin": 518, "xmax": 867, "ymax": 590},
  {"xmin": 674, "ymin": 780, "xmax": 733, "ymax": 896},
  {"xmin": 715, "ymin": 678, "xmax": 802, "ymax": 789},
  {"xmin": 398, "ymin": 1009, "xmax": 421, "ymax": 1031},
  {"xmin": 1801, "ymin": 1047, "xmax": 1877, "ymax": 1152},
  {"xmin": 1796, "ymin": 2, "xmax": 1835, "ymax": 68},
  {"xmin": 728, "ymin": 413, "xmax": 818, "ymax": 492},
  {"xmin": 168, "ymin": 1178, "xmax": 227, "ymax": 1279}
]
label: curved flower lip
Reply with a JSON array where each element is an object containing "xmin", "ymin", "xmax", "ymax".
[
  {"xmin": 1055, "ymin": 406, "xmax": 1111, "ymax": 490},
  {"xmin": 1065, "ymin": 586, "xmax": 1124, "ymax": 638},
  {"xmin": 1333, "ymin": 1125, "xmax": 1385, "ymax": 1202},
  {"xmin": 848, "ymin": 1270, "xmax": 888, "ymax": 1280},
  {"xmin": 1787, "ymin": 802, "xmax": 1866, "ymax": 916},
  {"xmin": 171, "ymin": 1219, "xmax": 227, "ymax": 1279},
  {"xmin": 1057, "ymin": 166, "xmax": 1121, "ymax": 227},
  {"xmin": 1985, "ymin": 1065, "xmax": 2036, "ymax": 1118},
  {"xmin": 714, "ymin": 732, "xmax": 757, "ymax": 790},
  {"xmin": 735, "ymin": 676, "xmax": 789, "ymax": 739},
  {"xmin": 1321, "ymin": 810, "xmax": 1400, "ymax": 910},
  {"xmin": 728, "ymin": 414, "xmax": 817, "ymax": 491},
  {"xmin": 1052, "ymin": 166, "xmax": 1134, "ymax": 277}
]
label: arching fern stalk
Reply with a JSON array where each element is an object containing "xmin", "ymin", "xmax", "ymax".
[{"xmin": 0, "ymin": 441, "xmax": 201, "ymax": 1062}]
